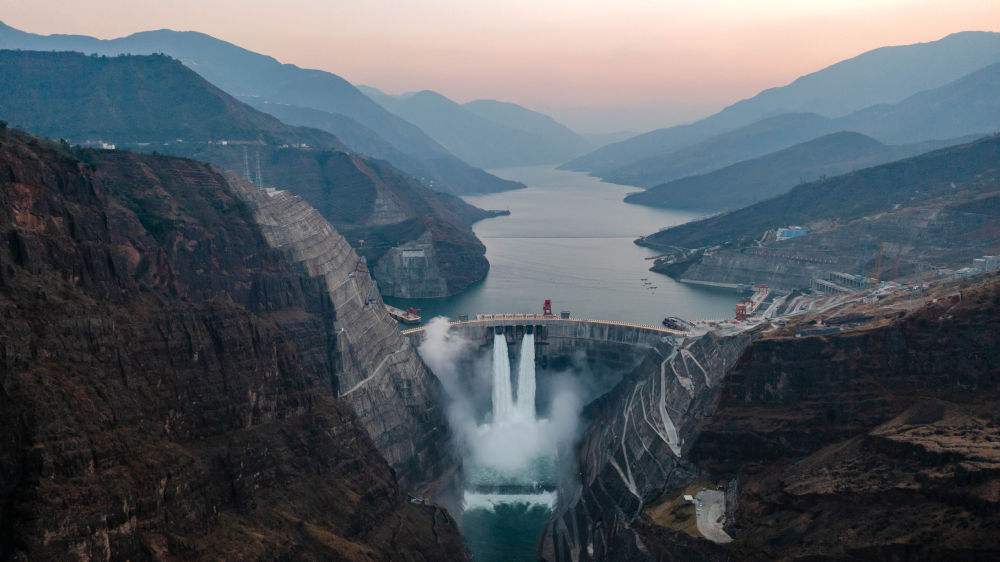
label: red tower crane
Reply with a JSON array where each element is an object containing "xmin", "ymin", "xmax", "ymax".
[{"xmin": 543, "ymin": 299, "xmax": 553, "ymax": 317}]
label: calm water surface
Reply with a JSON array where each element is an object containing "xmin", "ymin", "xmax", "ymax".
[{"xmin": 387, "ymin": 165, "xmax": 738, "ymax": 325}]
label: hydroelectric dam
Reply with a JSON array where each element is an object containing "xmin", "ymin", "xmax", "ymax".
[
  {"xmin": 403, "ymin": 313, "xmax": 686, "ymax": 371},
  {"xmin": 404, "ymin": 308, "xmax": 698, "ymax": 562}
]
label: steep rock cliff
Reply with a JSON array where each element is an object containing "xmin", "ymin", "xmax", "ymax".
[
  {"xmin": 541, "ymin": 332, "xmax": 750, "ymax": 561},
  {"xmin": 235, "ymin": 178, "xmax": 454, "ymax": 486},
  {"xmin": 544, "ymin": 277, "xmax": 1000, "ymax": 560},
  {"xmin": 0, "ymin": 128, "xmax": 462, "ymax": 560},
  {"xmin": 680, "ymin": 277, "xmax": 1000, "ymax": 560}
]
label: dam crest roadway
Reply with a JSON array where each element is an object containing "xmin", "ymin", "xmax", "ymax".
[{"xmin": 403, "ymin": 313, "xmax": 688, "ymax": 370}]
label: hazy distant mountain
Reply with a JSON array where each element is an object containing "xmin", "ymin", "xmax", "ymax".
[
  {"xmin": 361, "ymin": 87, "xmax": 592, "ymax": 168},
  {"xmin": 462, "ymin": 99, "xmax": 592, "ymax": 154},
  {"xmin": 0, "ymin": 50, "xmax": 496, "ymax": 295},
  {"xmin": 238, "ymin": 98, "xmax": 516, "ymax": 193},
  {"xmin": 565, "ymin": 31, "xmax": 1000, "ymax": 176},
  {"xmin": 606, "ymin": 62, "xmax": 1000, "ymax": 189},
  {"xmin": 606, "ymin": 113, "xmax": 838, "ymax": 188},
  {"xmin": 639, "ymin": 135, "xmax": 1000, "ymax": 251},
  {"xmin": 579, "ymin": 130, "xmax": 638, "ymax": 147},
  {"xmin": 840, "ymin": 62, "xmax": 1000, "ymax": 143},
  {"xmin": 0, "ymin": 50, "xmax": 343, "ymax": 149},
  {"xmin": 356, "ymin": 85, "xmax": 412, "ymax": 109},
  {"xmin": 0, "ymin": 20, "xmax": 522, "ymax": 195},
  {"xmin": 624, "ymin": 132, "xmax": 977, "ymax": 211}
]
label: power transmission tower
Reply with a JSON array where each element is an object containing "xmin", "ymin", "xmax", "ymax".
[
  {"xmin": 242, "ymin": 146, "xmax": 251, "ymax": 182},
  {"xmin": 255, "ymin": 151, "xmax": 264, "ymax": 190}
]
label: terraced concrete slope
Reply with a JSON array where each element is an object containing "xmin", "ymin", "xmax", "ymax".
[
  {"xmin": 681, "ymin": 277, "xmax": 1000, "ymax": 560},
  {"xmin": 237, "ymin": 180, "xmax": 454, "ymax": 482},
  {"xmin": 541, "ymin": 332, "xmax": 751, "ymax": 561},
  {"xmin": 0, "ymin": 127, "xmax": 461, "ymax": 560}
]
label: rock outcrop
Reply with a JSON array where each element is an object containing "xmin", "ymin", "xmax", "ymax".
[
  {"xmin": 541, "ymin": 332, "xmax": 750, "ymax": 561},
  {"xmin": 681, "ymin": 276, "xmax": 1000, "ymax": 560},
  {"xmin": 0, "ymin": 128, "xmax": 461, "ymax": 560}
]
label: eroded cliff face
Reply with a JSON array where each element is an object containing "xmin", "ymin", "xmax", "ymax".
[
  {"xmin": 541, "ymin": 332, "xmax": 750, "ymax": 561},
  {"xmin": 0, "ymin": 129, "xmax": 461, "ymax": 560},
  {"xmin": 681, "ymin": 277, "xmax": 1000, "ymax": 560}
]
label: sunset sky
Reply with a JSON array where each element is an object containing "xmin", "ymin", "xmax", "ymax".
[{"xmin": 2, "ymin": 0, "xmax": 998, "ymax": 132}]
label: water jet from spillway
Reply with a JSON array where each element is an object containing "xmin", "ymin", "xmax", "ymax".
[
  {"xmin": 516, "ymin": 332, "xmax": 536, "ymax": 419},
  {"xmin": 415, "ymin": 319, "xmax": 587, "ymax": 561},
  {"xmin": 491, "ymin": 332, "xmax": 514, "ymax": 423}
]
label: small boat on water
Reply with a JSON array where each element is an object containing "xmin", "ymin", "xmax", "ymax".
[{"xmin": 385, "ymin": 304, "xmax": 421, "ymax": 324}]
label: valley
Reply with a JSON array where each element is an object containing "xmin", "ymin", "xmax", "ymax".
[{"xmin": 0, "ymin": 11, "xmax": 998, "ymax": 562}]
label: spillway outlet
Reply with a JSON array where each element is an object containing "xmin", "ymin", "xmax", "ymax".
[{"xmin": 470, "ymin": 483, "xmax": 557, "ymax": 495}]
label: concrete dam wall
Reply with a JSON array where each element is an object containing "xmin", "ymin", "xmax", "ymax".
[{"xmin": 405, "ymin": 317, "xmax": 684, "ymax": 371}]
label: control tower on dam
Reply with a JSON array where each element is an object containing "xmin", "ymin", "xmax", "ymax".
[{"xmin": 403, "ymin": 313, "xmax": 686, "ymax": 371}]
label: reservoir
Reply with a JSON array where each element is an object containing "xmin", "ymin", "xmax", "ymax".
[{"xmin": 386, "ymin": 165, "xmax": 740, "ymax": 325}]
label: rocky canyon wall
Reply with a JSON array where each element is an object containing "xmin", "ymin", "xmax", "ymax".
[
  {"xmin": 540, "ymin": 331, "xmax": 750, "ymax": 561},
  {"xmin": 235, "ymin": 179, "xmax": 454, "ymax": 487},
  {"xmin": 0, "ymin": 129, "xmax": 461, "ymax": 560}
]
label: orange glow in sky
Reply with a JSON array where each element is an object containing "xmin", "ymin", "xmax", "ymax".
[{"xmin": 1, "ymin": 0, "xmax": 998, "ymax": 131}]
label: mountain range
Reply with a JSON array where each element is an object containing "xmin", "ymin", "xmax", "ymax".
[
  {"xmin": 0, "ymin": 49, "xmax": 493, "ymax": 298},
  {"xmin": 639, "ymin": 134, "xmax": 1000, "ymax": 251},
  {"xmin": 623, "ymin": 131, "xmax": 976, "ymax": 211},
  {"xmin": 361, "ymin": 86, "xmax": 593, "ymax": 168},
  {"xmin": 0, "ymin": 20, "xmax": 523, "ymax": 195},
  {"xmin": 564, "ymin": 31, "xmax": 1000, "ymax": 182},
  {"xmin": 606, "ymin": 61, "xmax": 1000, "ymax": 189}
]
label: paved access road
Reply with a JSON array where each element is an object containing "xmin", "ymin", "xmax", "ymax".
[{"xmin": 694, "ymin": 489, "xmax": 733, "ymax": 543}]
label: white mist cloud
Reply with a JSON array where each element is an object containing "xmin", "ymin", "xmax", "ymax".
[{"xmin": 418, "ymin": 319, "xmax": 586, "ymax": 481}]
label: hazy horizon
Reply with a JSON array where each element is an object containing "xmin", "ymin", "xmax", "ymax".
[{"xmin": 2, "ymin": 0, "xmax": 998, "ymax": 133}]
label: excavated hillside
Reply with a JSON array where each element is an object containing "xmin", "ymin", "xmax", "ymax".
[
  {"xmin": 677, "ymin": 275, "xmax": 1000, "ymax": 560},
  {"xmin": 543, "ymin": 273, "xmax": 1000, "ymax": 560},
  {"xmin": 0, "ymin": 127, "xmax": 462, "ymax": 560}
]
